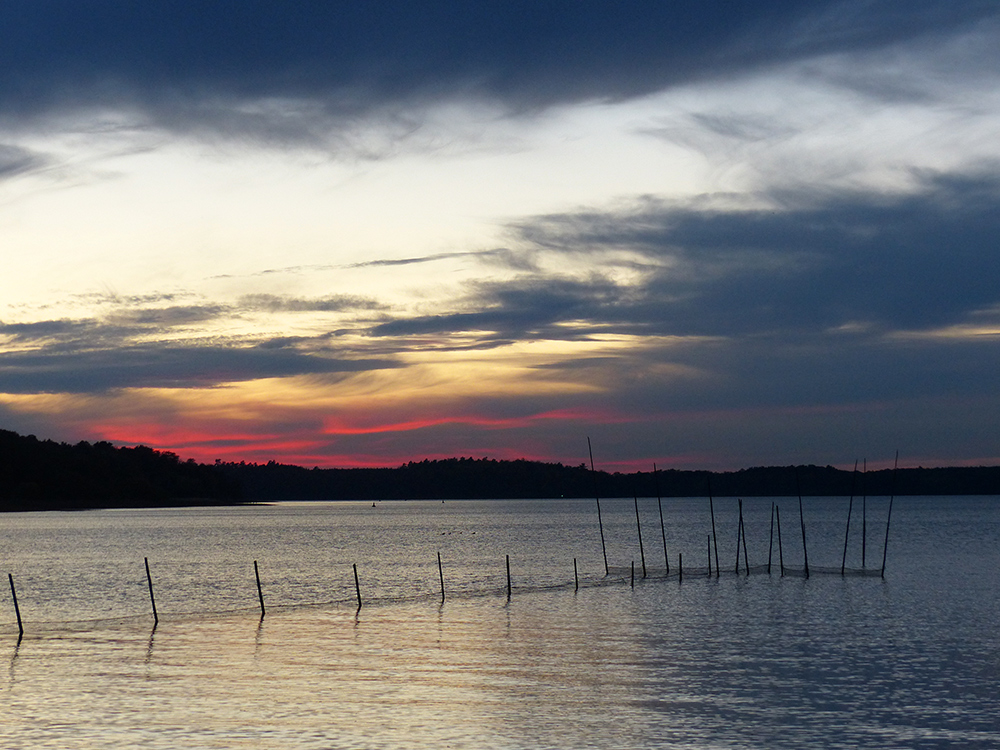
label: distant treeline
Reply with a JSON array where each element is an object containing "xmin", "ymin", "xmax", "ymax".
[
  {"xmin": 220, "ymin": 457, "xmax": 1000, "ymax": 501},
  {"xmin": 3, "ymin": 427, "xmax": 1000, "ymax": 512}
]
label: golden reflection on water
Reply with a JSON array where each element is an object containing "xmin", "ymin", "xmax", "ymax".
[
  {"xmin": 4, "ymin": 498, "xmax": 1000, "ymax": 749},
  {"xmin": 1, "ymin": 592, "xmax": 650, "ymax": 750}
]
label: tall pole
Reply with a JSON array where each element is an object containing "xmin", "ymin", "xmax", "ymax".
[
  {"xmin": 768, "ymin": 502, "xmax": 775, "ymax": 574},
  {"xmin": 506, "ymin": 555, "xmax": 512, "ymax": 601},
  {"xmin": 796, "ymin": 468, "xmax": 809, "ymax": 579},
  {"xmin": 740, "ymin": 501, "xmax": 750, "ymax": 575},
  {"xmin": 776, "ymin": 505, "xmax": 785, "ymax": 577},
  {"xmin": 588, "ymin": 437, "xmax": 609, "ymax": 576},
  {"xmin": 708, "ymin": 475, "xmax": 720, "ymax": 578},
  {"xmin": 842, "ymin": 459, "xmax": 858, "ymax": 576},
  {"xmin": 734, "ymin": 499, "xmax": 743, "ymax": 574},
  {"xmin": 634, "ymin": 495, "xmax": 646, "ymax": 578},
  {"xmin": 437, "ymin": 551, "xmax": 445, "ymax": 604},
  {"xmin": 862, "ymin": 458, "xmax": 867, "ymax": 568},
  {"xmin": 655, "ymin": 464, "xmax": 669, "ymax": 574},
  {"xmin": 881, "ymin": 451, "xmax": 899, "ymax": 579}
]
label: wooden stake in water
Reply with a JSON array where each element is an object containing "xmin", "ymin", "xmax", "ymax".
[
  {"xmin": 776, "ymin": 505, "xmax": 785, "ymax": 577},
  {"xmin": 655, "ymin": 464, "xmax": 669, "ymax": 575},
  {"xmin": 707, "ymin": 534, "xmax": 712, "ymax": 577},
  {"xmin": 881, "ymin": 451, "xmax": 899, "ymax": 579},
  {"xmin": 734, "ymin": 500, "xmax": 743, "ymax": 575},
  {"xmin": 634, "ymin": 495, "xmax": 647, "ymax": 578},
  {"xmin": 862, "ymin": 457, "xmax": 867, "ymax": 568},
  {"xmin": 739, "ymin": 499, "xmax": 750, "ymax": 575},
  {"xmin": 573, "ymin": 557, "xmax": 579, "ymax": 592},
  {"xmin": 506, "ymin": 555, "xmax": 512, "ymax": 601},
  {"xmin": 254, "ymin": 560, "xmax": 266, "ymax": 617},
  {"xmin": 708, "ymin": 476, "xmax": 720, "ymax": 578},
  {"xmin": 678, "ymin": 552, "xmax": 683, "ymax": 583},
  {"xmin": 768, "ymin": 503, "xmax": 775, "ymax": 575},
  {"xmin": 437, "ymin": 551, "xmax": 445, "ymax": 604},
  {"xmin": 795, "ymin": 469, "xmax": 810, "ymax": 579},
  {"xmin": 630, "ymin": 560, "xmax": 635, "ymax": 589},
  {"xmin": 8, "ymin": 573, "xmax": 23, "ymax": 638},
  {"xmin": 144, "ymin": 557, "xmax": 158, "ymax": 625},
  {"xmin": 353, "ymin": 563, "xmax": 362, "ymax": 610},
  {"xmin": 842, "ymin": 459, "xmax": 859, "ymax": 576},
  {"xmin": 588, "ymin": 437, "xmax": 609, "ymax": 576}
]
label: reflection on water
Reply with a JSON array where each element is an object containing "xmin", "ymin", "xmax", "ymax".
[{"xmin": 1, "ymin": 497, "xmax": 999, "ymax": 748}]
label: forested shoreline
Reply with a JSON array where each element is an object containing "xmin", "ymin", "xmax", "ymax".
[{"xmin": 2, "ymin": 428, "xmax": 999, "ymax": 511}]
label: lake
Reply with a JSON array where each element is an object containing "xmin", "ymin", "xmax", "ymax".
[{"xmin": 1, "ymin": 496, "xmax": 998, "ymax": 749}]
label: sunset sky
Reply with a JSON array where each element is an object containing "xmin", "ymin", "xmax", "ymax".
[{"xmin": 2, "ymin": 2, "xmax": 999, "ymax": 472}]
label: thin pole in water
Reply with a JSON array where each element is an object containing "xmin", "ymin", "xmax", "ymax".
[
  {"xmin": 739, "ymin": 499, "xmax": 750, "ymax": 575},
  {"xmin": 353, "ymin": 563, "xmax": 362, "ymax": 610},
  {"xmin": 707, "ymin": 534, "xmax": 712, "ymax": 577},
  {"xmin": 678, "ymin": 552, "xmax": 683, "ymax": 583},
  {"xmin": 144, "ymin": 557, "xmax": 158, "ymax": 625},
  {"xmin": 634, "ymin": 495, "xmax": 647, "ymax": 578},
  {"xmin": 776, "ymin": 505, "xmax": 785, "ymax": 577},
  {"xmin": 881, "ymin": 451, "xmax": 899, "ymax": 579},
  {"xmin": 630, "ymin": 560, "xmax": 635, "ymax": 589},
  {"xmin": 437, "ymin": 551, "xmax": 445, "ymax": 604},
  {"xmin": 734, "ymin": 499, "xmax": 743, "ymax": 575},
  {"xmin": 862, "ymin": 458, "xmax": 867, "ymax": 568},
  {"xmin": 842, "ymin": 459, "xmax": 859, "ymax": 576},
  {"xmin": 574, "ymin": 557, "xmax": 579, "ymax": 592},
  {"xmin": 8, "ymin": 573, "xmax": 23, "ymax": 638},
  {"xmin": 506, "ymin": 555, "xmax": 512, "ymax": 601},
  {"xmin": 796, "ymin": 469, "xmax": 809, "ymax": 579},
  {"xmin": 588, "ymin": 437, "xmax": 609, "ymax": 576},
  {"xmin": 708, "ymin": 476, "xmax": 720, "ymax": 578},
  {"xmin": 253, "ymin": 560, "xmax": 265, "ymax": 617},
  {"xmin": 768, "ymin": 502, "xmax": 775, "ymax": 575},
  {"xmin": 655, "ymin": 464, "xmax": 669, "ymax": 575}
]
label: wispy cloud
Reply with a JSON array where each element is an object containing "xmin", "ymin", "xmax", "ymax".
[
  {"xmin": 0, "ymin": 143, "xmax": 47, "ymax": 179},
  {"xmin": 0, "ymin": 344, "xmax": 398, "ymax": 394},
  {"xmin": 2, "ymin": 2, "xmax": 994, "ymax": 138}
]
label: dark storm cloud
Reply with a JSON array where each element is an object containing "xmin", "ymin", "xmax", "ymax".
[
  {"xmin": 0, "ymin": 344, "xmax": 397, "ymax": 394},
  {"xmin": 507, "ymin": 171, "xmax": 1000, "ymax": 339},
  {"xmin": 368, "ymin": 276, "xmax": 623, "ymax": 341},
  {"xmin": 1, "ymin": 1, "xmax": 995, "ymax": 131}
]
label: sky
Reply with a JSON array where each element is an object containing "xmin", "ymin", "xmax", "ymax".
[{"xmin": 1, "ymin": 1, "xmax": 999, "ymax": 472}]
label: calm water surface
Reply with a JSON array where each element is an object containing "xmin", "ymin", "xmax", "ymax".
[{"xmin": 1, "ymin": 496, "xmax": 998, "ymax": 748}]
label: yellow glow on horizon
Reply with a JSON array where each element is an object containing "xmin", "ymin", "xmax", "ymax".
[{"xmin": 0, "ymin": 332, "xmax": 713, "ymax": 447}]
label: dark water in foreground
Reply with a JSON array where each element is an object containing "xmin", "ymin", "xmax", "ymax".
[{"xmin": 1, "ymin": 496, "xmax": 998, "ymax": 749}]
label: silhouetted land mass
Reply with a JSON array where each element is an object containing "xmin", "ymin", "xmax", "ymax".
[
  {"xmin": 221, "ymin": 457, "xmax": 1000, "ymax": 501},
  {"xmin": 0, "ymin": 429, "xmax": 242, "ymax": 511},
  {"xmin": 2, "ymin": 427, "xmax": 999, "ymax": 512}
]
